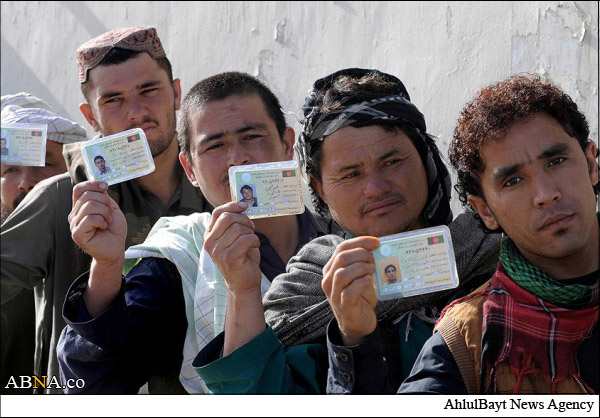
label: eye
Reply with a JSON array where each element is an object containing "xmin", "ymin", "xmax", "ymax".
[
  {"xmin": 384, "ymin": 159, "xmax": 400, "ymax": 167},
  {"xmin": 243, "ymin": 134, "xmax": 261, "ymax": 141},
  {"xmin": 206, "ymin": 143, "xmax": 224, "ymax": 151},
  {"xmin": 2, "ymin": 167, "xmax": 20, "ymax": 176},
  {"xmin": 342, "ymin": 171, "xmax": 360, "ymax": 179},
  {"xmin": 103, "ymin": 97, "xmax": 122, "ymax": 106},
  {"xmin": 549, "ymin": 157, "xmax": 566, "ymax": 167},
  {"xmin": 142, "ymin": 88, "xmax": 159, "ymax": 97},
  {"xmin": 504, "ymin": 177, "xmax": 522, "ymax": 187}
]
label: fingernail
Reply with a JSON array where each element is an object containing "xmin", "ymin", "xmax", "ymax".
[
  {"xmin": 238, "ymin": 202, "xmax": 248, "ymax": 209},
  {"xmin": 99, "ymin": 182, "xmax": 108, "ymax": 190}
]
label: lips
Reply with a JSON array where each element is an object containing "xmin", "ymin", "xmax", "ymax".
[
  {"xmin": 538, "ymin": 213, "xmax": 575, "ymax": 231},
  {"xmin": 140, "ymin": 123, "xmax": 157, "ymax": 131},
  {"xmin": 362, "ymin": 198, "xmax": 403, "ymax": 215}
]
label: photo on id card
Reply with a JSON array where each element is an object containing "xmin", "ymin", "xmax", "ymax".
[
  {"xmin": 80, "ymin": 128, "xmax": 155, "ymax": 186},
  {"xmin": 229, "ymin": 160, "xmax": 305, "ymax": 219},
  {"xmin": 373, "ymin": 225, "xmax": 459, "ymax": 301}
]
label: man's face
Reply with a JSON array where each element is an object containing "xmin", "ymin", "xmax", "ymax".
[
  {"xmin": 242, "ymin": 188, "xmax": 254, "ymax": 201},
  {"xmin": 180, "ymin": 94, "xmax": 294, "ymax": 207},
  {"xmin": 1, "ymin": 139, "xmax": 6, "ymax": 150},
  {"xmin": 1, "ymin": 140, "xmax": 67, "ymax": 223},
  {"xmin": 385, "ymin": 266, "xmax": 397, "ymax": 281},
  {"xmin": 80, "ymin": 53, "xmax": 181, "ymax": 157},
  {"xmin": 94, "ymin": 158, "xmax": 106, "ymax": 172},
  {"xmin": 468, "ymin": 112, "xmax": 599, "ymax": 265},
  {"xmin": 312, "ymin": 125, "xmax": 428, "ymax": 237}
]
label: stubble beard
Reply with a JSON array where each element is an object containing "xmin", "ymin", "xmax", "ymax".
[{"xmin": 149, "ymin": 109, "xmax": 177, "ymax": 158}]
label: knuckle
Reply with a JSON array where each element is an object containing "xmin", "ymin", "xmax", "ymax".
[{"xmin": 333, "ymin": 267, "xmax": 346, "ymax": 282}]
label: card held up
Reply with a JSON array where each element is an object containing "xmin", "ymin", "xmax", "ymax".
[
  {"xmin": 373, "ymin": 225, "xmax": 459, "ymax": 301},
  {"xmin": 1, "ymin": 123, "xmax": 48, "ymax": 166},
  {"xmin": 229, "ymin": 160, "xmax": 305, "ymax": 219},
  {"xmin": 80, "ymin": 128, "xmax": 155, "ymax": 185}
]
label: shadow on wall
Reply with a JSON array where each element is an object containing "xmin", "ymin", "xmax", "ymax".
[
  {"xmin": 61, "ymin": 0, "xmax": 109, "ymax": 39},
  {"xmin": 1, "ymin": 35, "xmax": 72, "ymax": 120}
]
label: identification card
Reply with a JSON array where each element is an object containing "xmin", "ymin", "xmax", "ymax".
[
  {"xmin": 229, "ymin": 160, "xmax": 305, "ymax": 219},
  {"xmin": 1, "ymin": 123, "xmax": 48, "ymax": 166},
  {"xmin": 80, "ymin": 128, "xmax": 155, "ymax": 185},
  {"xmin": 373, "ymin": 225, "xmax": 459, "ymax": 301}
]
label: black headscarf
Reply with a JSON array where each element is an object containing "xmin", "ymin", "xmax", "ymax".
[{"xmin": 296, "ymin": 68, "xmax": 453, "ymax": 227}]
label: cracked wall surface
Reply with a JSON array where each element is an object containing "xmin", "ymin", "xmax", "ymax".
[{"xmin": 1, "ymin": 1, "xmax": 597, "ymax": 215}]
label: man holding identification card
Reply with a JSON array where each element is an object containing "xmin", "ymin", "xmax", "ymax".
[
  {"xmin": 0, "ymin": 27, "xmax": 211, "ymax": 393},
  {"xmin": 0, "ymin": 98, "xmax": 87, "ymax": 394},
  {"xmin": 57, "ymin": 72, "xmax": 337, "ymax": 393},
  {"xmin": 192, "ymin": 69, "xmax": 501, "ymax": 393},
  {"xmin": 376, "ymin": 75, "xmax": 597, "ymax": 394}
]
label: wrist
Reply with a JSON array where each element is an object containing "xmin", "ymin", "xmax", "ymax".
[{"xmin": 340, "ymin": 323, "xmax": 376, "ymax": 347}]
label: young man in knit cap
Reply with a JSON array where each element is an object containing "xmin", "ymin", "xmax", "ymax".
[
  {"xmin": 1, "ymin": 98, "xmax": 87, "ymax": 393},
  {"xmin": 0, "ymin": 27, "xmax": 210, "ymax": 393},
  {"xmin": 326, "ymin": 74, "xmax": 599, "ymax": 394},
  {"xmin": 192, "ymin": 68, "xmax": 501, "ymax": 393}
]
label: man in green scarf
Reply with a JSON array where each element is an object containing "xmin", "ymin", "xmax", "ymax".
[{"xmin": 326, "ymin": 74, "xmax": 599, "ymax": 394}]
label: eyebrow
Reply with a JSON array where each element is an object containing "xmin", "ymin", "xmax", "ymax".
[
  {"xmin": 200, "ymin": 123, "xmax": 269, "ymax": 144},
  {"xmin": 490, "ymin": 142, "xmax": 573, "ymax": 185}
]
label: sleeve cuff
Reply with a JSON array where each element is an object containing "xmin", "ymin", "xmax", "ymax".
[
  {"xmin": 192, "ymin": 326, "xmax": 281, "ymax": 385},
  {"xmin": 326, "ymin": 318, "xmax": 387, "ymax": 394},
  {"xmin": 62, "ymin": 271, "xmax": 127, "ymax": 344}
]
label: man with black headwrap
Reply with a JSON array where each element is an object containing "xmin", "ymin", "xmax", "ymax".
[{"xmin": 193, "ymin": 68, "xmax": 501, "ymax": 393}]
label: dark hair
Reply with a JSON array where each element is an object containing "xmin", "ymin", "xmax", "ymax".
[
  {"xmin": 94, "ymin": 155, "xmax": 105, "ymax": 162},
  {"xmin": 240, "ymin": 184, "xmax": 253, "ymax": 194},
  {"xmin": 305, "ymin": 71, "xmax": 427, "ymax": 216},
  {"xmin": 449, "ymin": 74, "xmax": 597, "ymax": 232},
  {"xmin": 384, "ymin": 264, "xmax": 396, "ymax": 273},
  {"xmin": 177, "ymin": 72, "xmax": 286, "ymax": 161},
  {"xmin": 80, "ymin": 48, "xmax": 173, "ymax": 101}
]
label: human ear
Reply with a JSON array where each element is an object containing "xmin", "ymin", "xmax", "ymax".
[
  {"xmin": 179, "ymin": 152, "xmax": 199, "ymax": 187},
  {"xmin": 467, "ymin": 194, "xmax": 500, "ymax": 231}
]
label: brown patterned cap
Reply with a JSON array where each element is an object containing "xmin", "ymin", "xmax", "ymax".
[{"xmin": 77, "ymin": 26, "xmax": 166, "ymax": 83}]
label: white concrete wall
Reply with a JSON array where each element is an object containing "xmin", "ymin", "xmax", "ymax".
[{"xmin": 2, "ymin": 1, "xmax": 598, "ymax": 215}]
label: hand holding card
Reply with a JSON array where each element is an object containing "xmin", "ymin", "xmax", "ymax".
[
  {"xmin": 69, "ymin": 180, "xmax": 127, "ymax": 266},
  {"xmin": 321, "ymin": 236, "xmax": 379, "ymax": 346},
  {"xmin": 80, "ymin": 128, "xmax": 155, "ymax": 185},
  {"xmin": 203, "ymin": 201, "xmax": 262, "ymax": 294}
]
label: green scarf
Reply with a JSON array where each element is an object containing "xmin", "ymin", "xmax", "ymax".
[{"xmin": 499, "ymin": 214, "xmax": 599, "ymax": 309}]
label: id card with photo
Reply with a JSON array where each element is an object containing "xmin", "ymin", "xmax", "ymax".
[
  {"xmin": 229, "ymin": 160, "xmax": 305, "ymax": 219},
  {"xmin": 373, "ymin": 225, "xmax": 458, "ymax": 301},
  {"xmin": 1, "ymin": 123, "xmax": 48, "ymax": 166},
  {"xmin": 80, "ymin": 128, "xmax": 155, "ymax": 186}
]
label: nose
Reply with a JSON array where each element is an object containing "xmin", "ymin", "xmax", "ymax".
[
  {"xmin": 17, "ymin": 168, "xmax": 38, "ymax": 193},
  {"xmin": 126, "ymin": 96, "xmax": 148, "ymax": 122},
  {"xmin": 227, "ymin": 143, "xmax": 251, "ymax": 168},
  {"xmin": 362, "ymin": 170, "xmax": 392, "ymax": 198},
  {"xmin": 531, "ymin": 172, "xmax": 561, "ymax": 208}
]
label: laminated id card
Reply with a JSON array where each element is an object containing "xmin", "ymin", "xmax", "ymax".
[
  {"xmin": 81, "ymin": 128, "xmax": 155, "ymax": 186},
  {"xmin": 1, "ymin": 123, "xmax": 48, "ymax": 166},
  {"xmin": 229, "ymin": 160, "xmax": 305, "ymax": 219},
  {"xmin": 373, "ymin": 225, "xmax": 458, "ymax": 301}
]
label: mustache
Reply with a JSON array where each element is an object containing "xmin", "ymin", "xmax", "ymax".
[
  {"xmin": 12, "ymin": 191, "xmax": 28, "ymax": 210},
  {"xmin": 125, "ymin": 117, "xmax": 160, "ymax": 131},
  {"xmin": 359, "ymin": 194, "xmax": 406, "ymax": 216}
]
